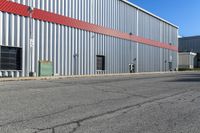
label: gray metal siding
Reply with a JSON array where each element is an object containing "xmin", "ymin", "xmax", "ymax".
[
  {"xmin": 11, "ymin": 0, "xmax": 137, "ymax": 35},
  {"xmin": 0, "ymin": 0, "xmax": 178, "ymax": 77},
  {"xmin": 137, "ymin": 44, "xmax": 177, "ymax": 72},
  {"xmin": 179, "ymin": 36, "xmax": 200, "ymax": 53}
]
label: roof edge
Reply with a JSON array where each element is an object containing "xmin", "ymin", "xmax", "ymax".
[
  {"xmin": 120, "ymin": 0, "xmax": 179, "ymax": 29},
  {"xmin": 179, "ymin": 35, "xmax": 200, "ymax": 39}
]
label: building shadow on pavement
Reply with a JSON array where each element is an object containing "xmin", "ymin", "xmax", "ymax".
[{"xmin": 167, "ymin": 73, "xmax": 200, "ymax": 82}]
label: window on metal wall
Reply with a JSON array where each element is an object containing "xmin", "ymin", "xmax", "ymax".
[
  {"xmin": 96, "ymin": 55, "xmax": 105, "ymax": 71},
  {"xmin": 0, "ymin": 46, "xmax": 22, "ymax": 70}
]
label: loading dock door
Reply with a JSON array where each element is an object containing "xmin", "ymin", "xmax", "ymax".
[{"xmin": 0, "ymin": 46, "xmax": 22, "ymax": 70}]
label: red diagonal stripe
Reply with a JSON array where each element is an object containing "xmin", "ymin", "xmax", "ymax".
[
  {"xmin": 0, "ymin": 1, "xmax": 178, "ymax": 52},
  {"xmin": 0, "ymin": 0, "xmax": 29, "ymax": 16}
]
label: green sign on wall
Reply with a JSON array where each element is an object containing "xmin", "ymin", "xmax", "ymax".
[{"xmin": 38, "ymin": 61, "xmax": 53, "ymax": 77}]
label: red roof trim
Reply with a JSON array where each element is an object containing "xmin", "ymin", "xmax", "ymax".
[{"xmin": 0, "ymin": 1, "xmax": 178, "ymax": 51}]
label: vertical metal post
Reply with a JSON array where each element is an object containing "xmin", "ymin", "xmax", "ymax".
[
  {"xmin": 28, "ymin": 4, "xmax": 35, "ymax": 76},
  {"xmin": 129, "ymin": 32, "xmax": 132, "ymax": 66},
  {"xmin": 136, "ymin": 9, "xmax": 139, "ymax": 73},
  {"xmin": 30, "ymin": 12, "xmax": 33, "ymax": 74},
  {"xmin": 177, "ymin": 29, "xmax": 179, "ymax": 70},
  {"xmin": 91, "ymin": 0, "xmax": 95, "ymax": 74}
]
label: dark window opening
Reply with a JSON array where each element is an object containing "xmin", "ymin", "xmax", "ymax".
[
  {"xmin": 97, "ymin": 55, "xmax": 105, "ymax": 71},
  {"xmin": 0, "ymin": 46, "xmax": 22, "ymax": 70}
]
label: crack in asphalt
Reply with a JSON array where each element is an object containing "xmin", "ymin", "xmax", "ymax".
[
  {"xmin": 33, "ymin": 90, "xmax": 191, "ymax": 133},
  {"xmin": 68, "ymin": 122, "xmax": 81, "ymax": 133},
  {"xmin": 0, "ymin": 74, "xmax": 193, "ymax": 133},
  {"xmin": 0, "ymin": 91, "xmax": 146, "ymax": 128},
  {"xmin": 191, "ymin": 96, "xmax": 200, "ymax": 103},
  {"xmin": 0, "ymin": 81, "xmax": 150, "ymax": 129},
  {"xmin": 90, "ymin": 85, "xmax": 148, "ymax": 98}
]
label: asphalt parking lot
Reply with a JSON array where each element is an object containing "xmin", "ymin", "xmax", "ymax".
[{"xmin": 0, "ymin": 72, "xmax": 200, "ymax": 133}]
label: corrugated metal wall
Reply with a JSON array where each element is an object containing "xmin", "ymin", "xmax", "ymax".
[
  {"xmin": 11, "ymin": 0, "xmax": 138, "ymax": 34},
  {"xmin": 179, "ymin": 36, "xmax": 200, "ymax": 53},
  {"xmin": 0, "ymin": 0, "xmax": 178, "ymax": 77}
]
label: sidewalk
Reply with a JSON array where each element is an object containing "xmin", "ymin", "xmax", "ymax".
[{"xmin": 0, "ymin": 71, "xmax": 182, "ymax": 82}]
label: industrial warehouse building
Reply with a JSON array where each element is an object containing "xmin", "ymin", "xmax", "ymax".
[
  {"xmin": 179, "ymin": 36, "xmax": 200, "ymax": 68},
  {"xmin": 0, "ymin": 0, "xmax": 178, "ymax": 77}
]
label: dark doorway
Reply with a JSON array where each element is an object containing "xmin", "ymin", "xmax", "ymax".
[
  {"xmin": 96, "ymin": 55, "xmax": 105, "ymax": 71},
  {"xmin": 0, "ymin": 46, "xmax": 22, "ymax": 70}
]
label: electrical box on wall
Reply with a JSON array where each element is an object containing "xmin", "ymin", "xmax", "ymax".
[{"xmin": 38, "ymin": 61, "xmax": 53, "ymax": 77}]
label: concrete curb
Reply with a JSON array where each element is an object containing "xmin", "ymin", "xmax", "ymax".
[{"xmin": 0, "ymin": 71, "xmax": 185, "ymax": 82}]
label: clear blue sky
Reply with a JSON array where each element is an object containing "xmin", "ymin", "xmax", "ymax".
[{"xmin": 129, "ymin": 0, "xmax": 200, "ymax": 37}]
